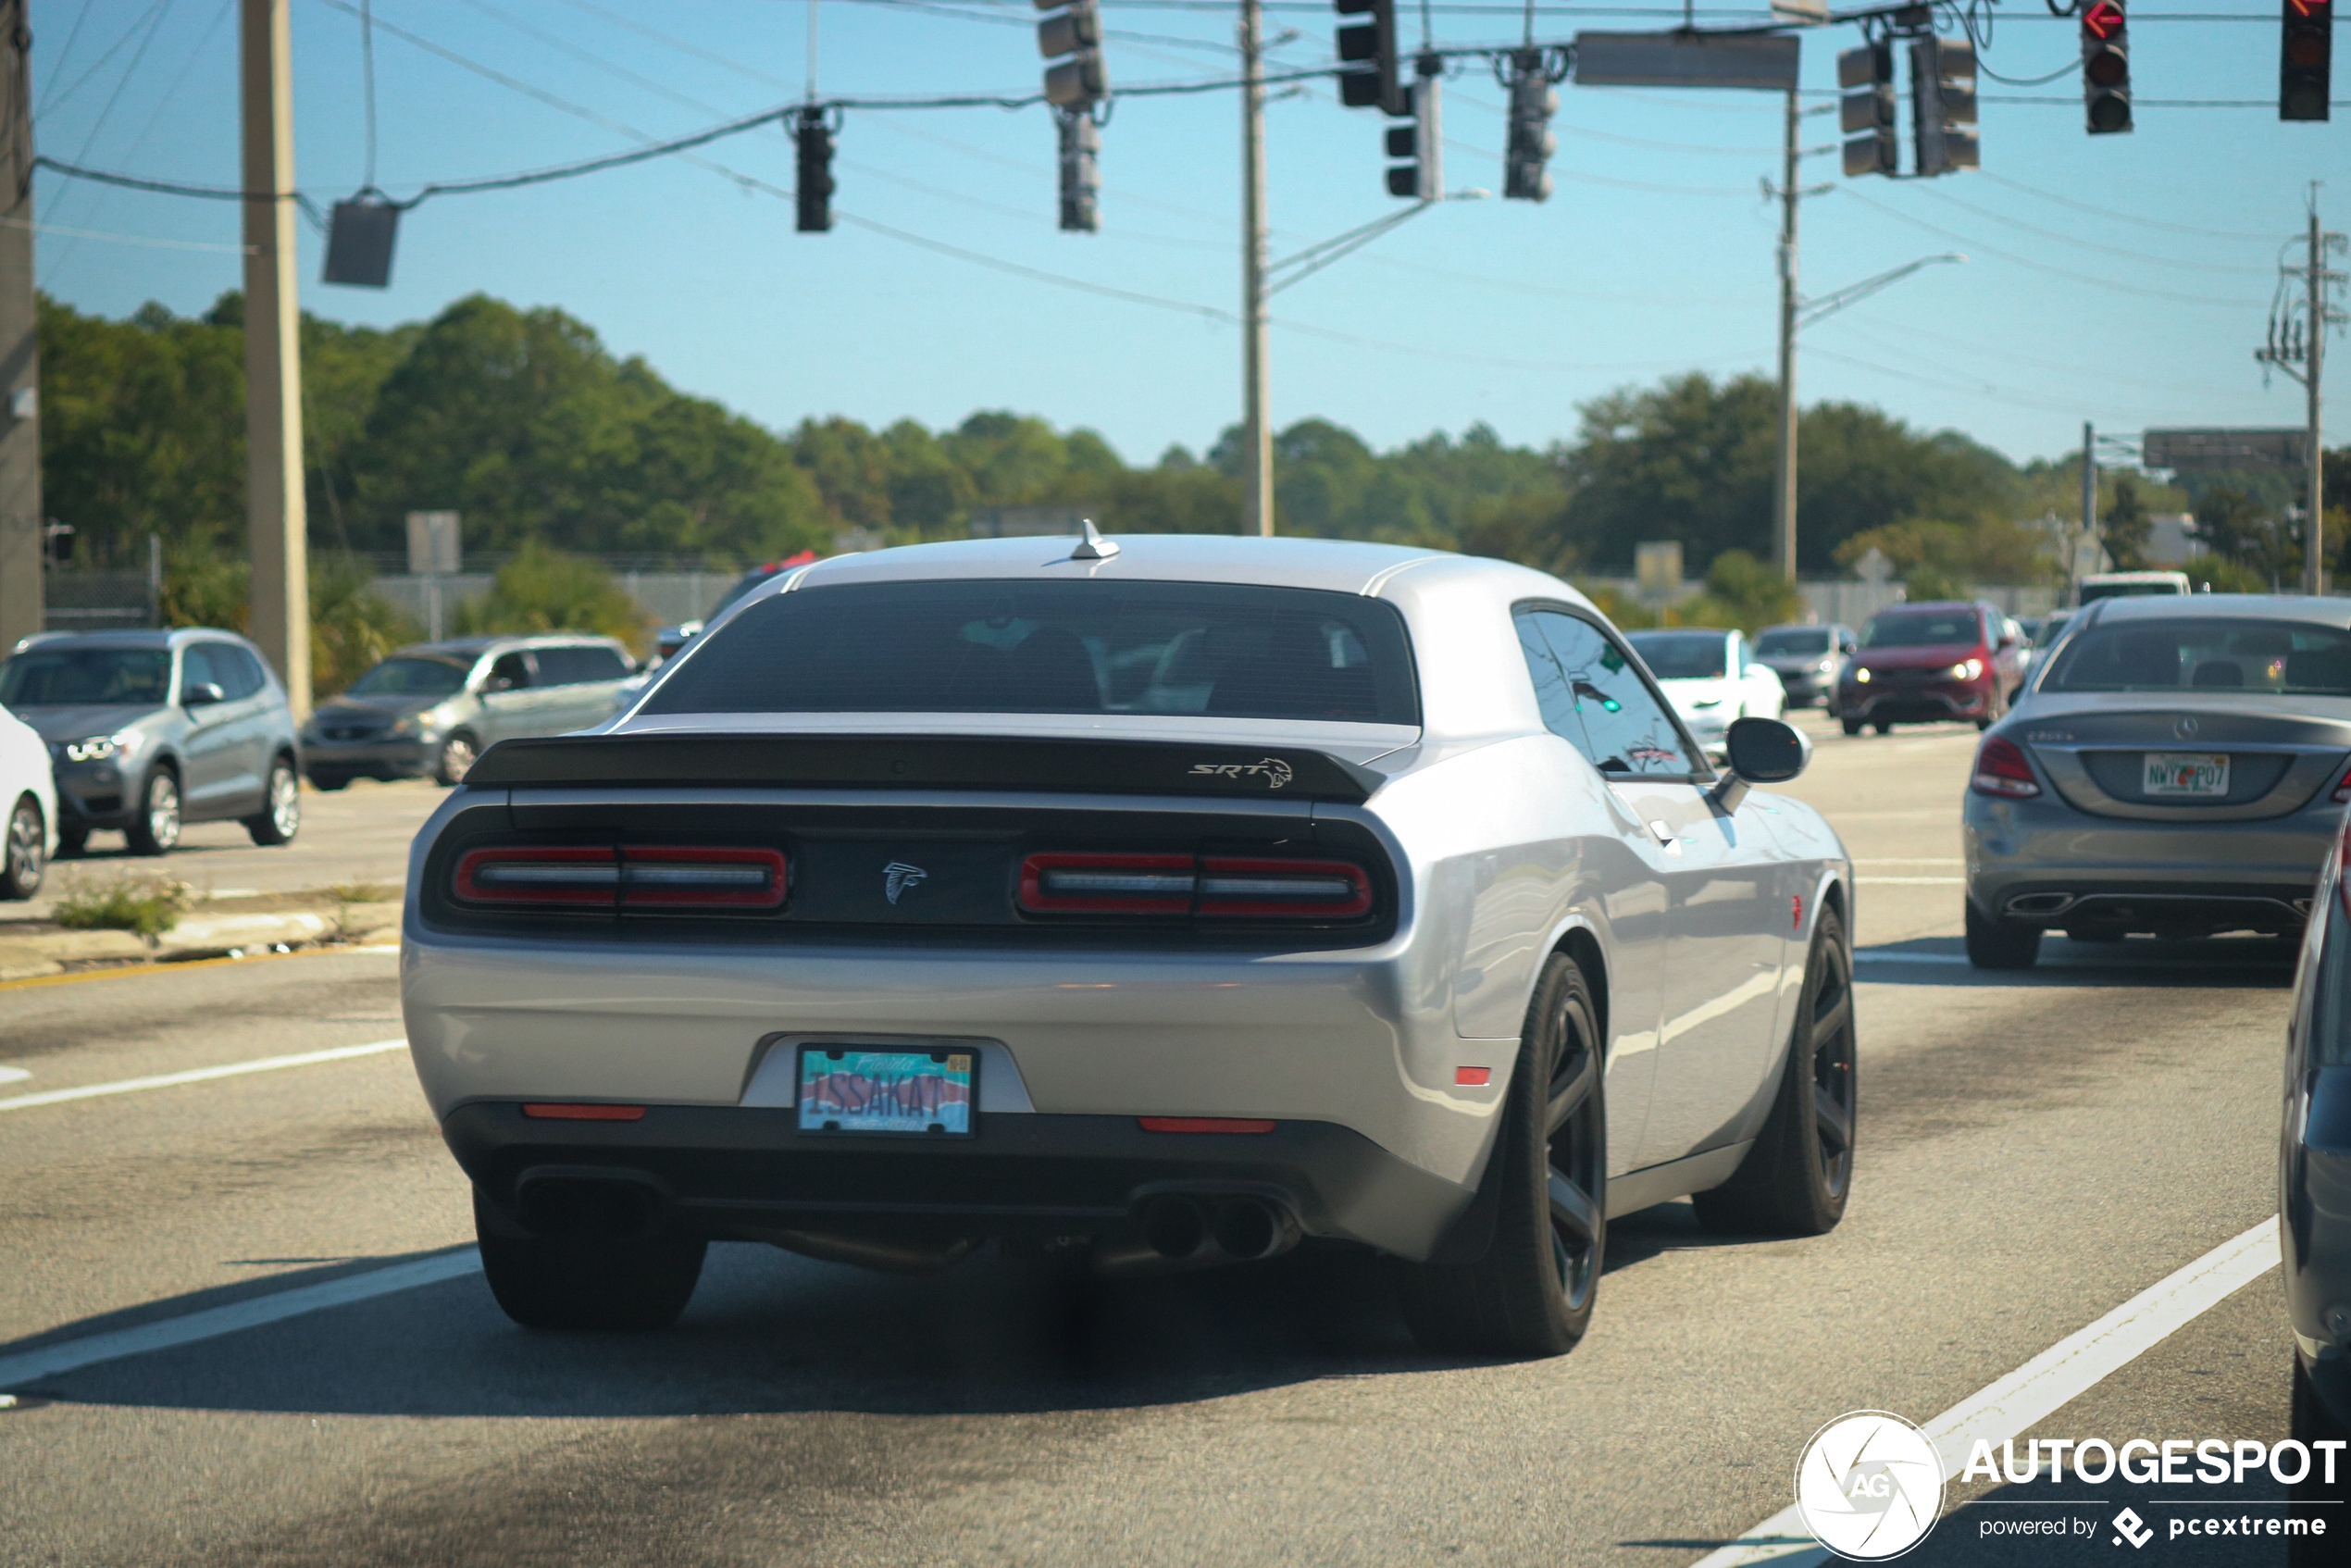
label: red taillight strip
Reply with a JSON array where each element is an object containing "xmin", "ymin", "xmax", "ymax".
[
  {"xmin": 454, "ymin": 845, "xmax": 788, "ymax": 909},
  {"xmin": 522, "ymin": 1102, "xmax": 647, "ymax": 1121},
  {"xmin": 1971, "ymin": 736, "xmax": 2041, "ymax": 800},
  {"xmin": 1017, "ymin": 852, "xmax": 1373, "ymax": 919},
  {"xmin": 1138, "ymin": 1116, "xmax": 1275, "ymax": 1134},
  {"xmin": 2332, "ymin": 760, "xmax": 2351, "ymax": 804}
]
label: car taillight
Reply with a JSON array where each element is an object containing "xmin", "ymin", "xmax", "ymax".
[
  {"xmin": 454, "ymin": 845, "xmax": 788, "ymax": 909},
  {"xmin": 1971, "ymin": 736, "xmax": 2041, "ymax": 799},
  {"xmin": 1018, "ymin": 852, "xmax": 1372, "ymax": 919},
  {"xmin": 2332, "ymin": 762, "xmax": 2351, "ymax": 804}
]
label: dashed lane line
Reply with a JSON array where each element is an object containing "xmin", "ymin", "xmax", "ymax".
[
  {"xmin": 0, "ymin": 1039, "xmax": 408, "ymax": 1114},
  {"xmin": 0, "ymin": 1249, "xmax": 482, "ymax": 1392},
  {"xmin": 1688, "ymin": 1217, "xmax": 2283, "ymax": 1566}
]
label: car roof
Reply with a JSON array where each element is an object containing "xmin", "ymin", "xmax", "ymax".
[
  {"xmin": 2084, "ymin": 592, "xmax": 2351, "ymax": 628},
  {"xmin": 786, "ymin": 533, "xmax": 1449, "ymax": 595},
  {"xmin": 398, "ymin": 634, "xmax": 628, "ymax": 659},
  {"xmin": 1872, "ymin": 601, "xmax": 1984, "ymax": 614},
  {"xmin": 9, "ymin": 627, "xmax": 242, "ymax": 650}
]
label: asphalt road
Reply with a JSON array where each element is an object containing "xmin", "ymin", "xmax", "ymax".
[{"xmin": 0, "ymin": 715, "xmax": 2309, "ymax": 1566}]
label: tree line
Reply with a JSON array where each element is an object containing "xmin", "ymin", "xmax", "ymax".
[{"xmin": 37, "ymin": 291, "xmax": 2348, "ymax": 608}]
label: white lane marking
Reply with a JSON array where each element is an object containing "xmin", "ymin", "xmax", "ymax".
[
  {"xmin": 1853, "ymin": 951, "xmax": 1970, "ymax": 965},
  {"xmin": 1688, "ymin": 1217, "xmax": 2282, "ymax": 1567},
  {"xmin": 0, "ymin": 1039, "xmax": 408, "ymax": 1114},
  {"xmin": 0, "ymin": 1249, "xmax": 481, "ymax": 1390},
  {"xmin": 0, "ymin": 1065, "xmax": 29, "ymax": 1085},
  {"xmin": 1859, "ymin": 877, "xmax": 1963, "ymax": 885}
]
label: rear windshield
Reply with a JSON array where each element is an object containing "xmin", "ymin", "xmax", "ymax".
[
  {"xmin": 2040, "ymin": 617, "xmax": 2351, "ymax": 696},
  {"xmin": 0, "ymin": 647, "xmax": 172, "ymax": 706},
  {"xmin": 347, "ymin": 656, "xmax": 469, "ymax": 698},
  {"xmin": 2079, "ymin": 579, "xmax": 2186, "ymax": 603},
  {"xmin": 1862, "ymin": 610, "xmax": 1981, "ymax": 649},
  {"xmin": 1625, "ymin": 631, "xmax": 1727, "ymax": 680},
  {"xmin": 1755, "ymin": 628, "xmax": 1831, "ymax": 655},
  {"xmin": 641, "ymin": 580, "xmax": 1420, "ymax": 724}
]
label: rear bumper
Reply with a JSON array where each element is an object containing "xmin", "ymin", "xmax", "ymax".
[
  {"xmin": 1838, "ymin": 681, "xmax": 1991, "ymax": 722},
  {"xmin": 442, "ymin": 1101, "xmax": 1472, "ymax": 1259},
  {"xmin": 304, "ymin": 739, "xmax": 433, "ymax": 779}
]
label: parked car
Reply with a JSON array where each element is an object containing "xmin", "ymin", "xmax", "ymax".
[
  {"xmin": 1623, "ymin": 628, "xmax": 1787, "ymax": 753},
  {"xmin": 404, "ymin": 534, "xmax": 1857, "ymax": 1355},
  {"xmin": 650, "ymin": 552, "xmax": 820, "ymax": 668},
  {"xmin": 0, "ymin": 696, "xmax": 57, "ymax": 898},
  {"xmin": 2282, "ymin": 805, "xmax": 2351, "ymax": 1510},
  {"xmin": 2079, "ymin": 569, "xmax": 2192, "ymax": 604},
  {"xmin": 1960, "ymin": 593, "xmax": 2351, "ymax": 968},
  {"xmin": 303, "ymin": 635, "xmax": 640, "ymax": 790},
  {"xmin": 1835, "ymin": 600, "xmax": 2025, "ymax": 735},
  {"xmin": 1754, "ymin": 623, "xmax": 1855, "ymax": 709},
  {"xmin": 0, "ymin": 628, "xmax": 302, "ymax": 856}
]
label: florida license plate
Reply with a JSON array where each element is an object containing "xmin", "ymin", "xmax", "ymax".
[
  {"xmin": 797, "ymin": 1047, "xmax": 975, "ymax": 1136},
  {"xmin": 2143, "ymin": 752, "xmax": 2229, "ymax": 798}
]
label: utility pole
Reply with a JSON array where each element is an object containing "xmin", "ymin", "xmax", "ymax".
[
  {"xmin": 242, "ymin": 0, "xmax": 309, "ymax": 716},
  {"xmin": 2256, "ymin": 186, "xmax": 2343, "ymax": 597},
  {"xmin": 2079, "ymin": 419, "xmax": 2096, "ymax": 600},
  {"xmin": 0, "ymin": 0, "xmax": 39, "ymax": 652},
  {"xmin": 1771, "ymin": 85, "xmax": 1800, "ymax": 582},
  {"xmin": 1238, "ymin": 0, "xmax": 1273, "ymax": 537}
]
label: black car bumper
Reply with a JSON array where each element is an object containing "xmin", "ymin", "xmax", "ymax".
[
  {"xmin": 441, "ymin": 1101, "xmax": 1474, "ymax": 1261},
  {"xmin": 304, "ymin": 739, "xmax": 434, "ymax": 781},
  {"xmin": 1839, "ymin": 683, "xmax": 1992, "ymax": 722}
]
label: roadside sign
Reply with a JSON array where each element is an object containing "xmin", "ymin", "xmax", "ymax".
[
  {"xmin": 1572, "ymin": 32, "xmax": 1802, "ymax": 91},
  {"xmin": 405, "ymin": 511, "xmax": 461, "ymax": 577},
  {"xmin": 2140, "ymin": 429, "xmax": 2310, "ymax": 471},
  {"xmin": 1636, "ymin": 540, "xmax": 1685, "ymax": 602}
]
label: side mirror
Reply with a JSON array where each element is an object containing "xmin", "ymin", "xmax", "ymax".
[
  {"xmin": 1709, "ymin": 716, "xmax": 1811, "ymax": 812},
  {"xmin": 1840, "ymin": 638, "xmax": 1857, "ymax": 654},
  {"xmin": 181, "ymin": 681, "xmax": 226, "ymax": 708}
]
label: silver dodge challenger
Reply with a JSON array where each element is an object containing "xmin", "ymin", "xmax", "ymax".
[{"xmin": 401, "ymin": 533, "xmax": 1858, "ymax": 1357}]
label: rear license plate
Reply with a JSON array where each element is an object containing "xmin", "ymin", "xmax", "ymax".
[
  {"xmin": 797, "ymin": 1047, "xmax": 975, "ymax": 1136},
  {"xmin": 2143, "ymin": 753, "xmax": 2230, "ymax": 797}
]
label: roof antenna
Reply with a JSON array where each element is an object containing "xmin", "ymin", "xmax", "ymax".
[{"xmin": 1070, "ymin": 518, "xmax": 1119, "ymax": 561}]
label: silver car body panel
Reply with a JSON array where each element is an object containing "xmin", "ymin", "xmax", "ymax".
[{"xmin": 403, "ymin": 537, "xmax": 1852, "ymax": 1254}]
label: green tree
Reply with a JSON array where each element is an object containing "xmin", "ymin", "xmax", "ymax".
[
  {"xmin": 453, "ymin": 540, "xmax": 652, "ymax": 655},
  {"xmin": 2101, "ymin": 474, "xmax": 2153, "ymax": 570}
]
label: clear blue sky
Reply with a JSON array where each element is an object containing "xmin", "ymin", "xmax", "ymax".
[{"xmin": 27, "ymin": 0, "xmax": 2348, "ymax": 471}]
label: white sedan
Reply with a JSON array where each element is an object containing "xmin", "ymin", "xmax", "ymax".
[
  {"xmin": 1623, "ymin": 628, "xmax": 1787, "ymax": 753},
  {"xmin": 0, "ymin": 696, "xmax": 56, "ymax": 898}
]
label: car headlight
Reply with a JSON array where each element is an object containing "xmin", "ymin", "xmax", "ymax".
[
  {"xmin": 391, "ymin": 713, "xmax": 425, "ymax": 738},
  {"xmin": 1950, "ymin": 658, "xmax": 1984, "ymax": 680},
  {"xmin": 1854, "ymin": 667, "xmax": 1872, "ymax": 684},
  {"xmin": 1817, "ymin": 658, "xmax": 1836, "ymax": 674},
  {"xmin": 64, "ymin": 734, "xmax": 126, "ymax": 763}
]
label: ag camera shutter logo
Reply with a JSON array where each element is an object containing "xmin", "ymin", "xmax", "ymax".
[{"xmin": 1794, "ymin": 1412, "xmax": 1946, "ymax": 1561}]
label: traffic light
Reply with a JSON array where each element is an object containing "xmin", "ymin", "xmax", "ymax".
[
  {"xmin": 2081, "ymin": 0, "xmax": 2133, "ymax": 135},
  {"xmin": 793, "ymin": 106, "xmax": 834, "ymax": 231},
  {"xmin": 1334, "ymin": 0, "xmax": 1401, "ymax": 113},
  {"xmin": 1038, "ymin": 0, "xmax": 1108, "ymax": 107},
  {"xmin": 2282, "ymin": 0, "xmax": 2332, "ymax": 122},
  {"xmin": 1386, "ymin": 55, "xmax": 1443, "ymax": 198},
  {"xmin": 1502, "ymin": 48, "xmax": 1558, "ymax": 202},
  {"xmin": 1837, "ymin": 41, "xmax": 1897, "ymax": 177},
  {"xmin": 1056, "ymin": 106, "xmax": 1100, "ymax": 232},
  {"xmin": 1910, "ymin": 34, "xmax": 1979, "ymax": 175}
]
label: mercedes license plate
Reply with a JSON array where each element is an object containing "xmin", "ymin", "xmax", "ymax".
[
  {"xmin": 2143, "ymin": 753, "xmax": 2229, "ymax": 798},
  {"xmin": 797, "ymin": 1047, "xmax": 975, "ymax": 1136}
]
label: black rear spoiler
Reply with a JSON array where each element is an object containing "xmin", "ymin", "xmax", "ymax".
[{"xmin": 464, "ymin": 732, "xmax": 1378, "ymax": 803}]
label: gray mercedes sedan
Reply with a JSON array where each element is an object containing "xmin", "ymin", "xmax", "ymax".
[
  {"xmin": 1962, "ymin": 594, "xmax": 2351, "ymax": 968},
  {"xmin": 402, "ymin": 534, "xmax": 1857, "ymax": 1357}
]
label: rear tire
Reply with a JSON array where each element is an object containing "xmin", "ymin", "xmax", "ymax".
[
  {"xmin": 1397, "ymin": 952, "xmax": 1605, "ymax": 1359},
  {"xmin": 1872, "ymin": 721, "xmax": 1892, "ymax": 736},
  {"xmin": 1693, "ymin": 907, "xmax": 1855, "ymax": 1237},
  {"xmin": 123, "ymin": 767, "xmax": 180, "ymax": 856},
  {"xmin": 307, "ymin": 771, "xmax": 352, "ymax": 792},
  {"xmin": 53, "ymin": 824, "xmax": 87, "ymax": 860},
  {"xmin": 1839, "ymin": 717, "xmax": 1862, "ymax": 737},
  {"xmin": 1, "ymin": 793, "xmax": 44, "ymax": 900},
  {"xmin": 1965, "ymin": 901, "xmax": 2041, "ymax": 969},
  {"xmin": 473, "ymin": 1186, "xmax": 706, "ymax": 1331},
  {"xmin": 243, "ymin": 757, "xmax": 301, "ymax": 846}
]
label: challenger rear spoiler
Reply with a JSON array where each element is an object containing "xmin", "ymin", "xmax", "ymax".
[{"xmin": 463, "ymin": 733, "xmax": 1379, "ymax": 803}]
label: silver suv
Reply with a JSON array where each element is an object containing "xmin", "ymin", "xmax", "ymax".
[
  {"xmin": 0, "ymin": 628, "xmax": 304, "ymax": 856},
  {"xmin": 302, "ymin": 635, "xmax": 639, "ymax": 789}
]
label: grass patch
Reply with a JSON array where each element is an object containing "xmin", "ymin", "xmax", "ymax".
[
  {"xmin": 325, "ymin": 876, "xmax": 393, "ymax": 904},
  {"xmin": 52, "ymin": 872, "xmax": 193, "ymax": 938}
]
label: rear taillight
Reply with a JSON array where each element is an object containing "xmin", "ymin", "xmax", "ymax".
[
  {"xmin": 1971, "ymin": 736, "xmax": 2040, "ymax": 799},
  {"xmin": 2332, "ymin": 762, "xmax": 2351, "ymax": 804},
  {"xmin": 1018, "ymin": 853, "xmax": 1373, "ymax": 920},
  {"xmin": 454, "ymin": 845, "xmax": 788, "ymax": 910}
]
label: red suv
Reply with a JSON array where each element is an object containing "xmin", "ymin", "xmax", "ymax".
[{"xmin": 1836, "ymin": 600, "xmax": 2024, "ymax": 735}]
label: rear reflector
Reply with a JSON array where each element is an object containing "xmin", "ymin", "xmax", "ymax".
[
  {"xmin": 2332, "ymin": 764, "xmax": 2351, "ymax": 804},
  {"xmin": 1138, "ymin": 1116, "xmax": 1276, "ymax": 1134},
  {"xmin": 1971, "ymin": 736, "xmax": 2041, "ymax": 799},
  {"xmin": 522, "ymin": 1102, "xmax": 647, "ymax": 1121},
  {"xmin": 1020, "ymin": 853, "xmax": 1372, "ymax": 919},
  {"xmin": 1454, "ymin": 1066, "xmax": 1491, "ymax": 1087},
  {"xmin": 454, "ymin": 845, "xmax": 788, "ymax": 910}
]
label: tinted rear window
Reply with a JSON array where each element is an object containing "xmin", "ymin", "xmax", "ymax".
[
  {"xmin": 642, "ymin": 580, "xmax": 1420, "ymax": 724},
  {"xmin": 1755, "ymin": 628, "xmax": 1831, "ymax": 655},
  {"xmin": 1862, "ymin": 611, "xmax": 1982, "ymax": 649},
  {"xmin": 1625, "ymin": 631, "xmax": 1728, "ymax": 680},
  {"xmin": 2041, "ymin": 617, "xmax": 2351, "ymax": 696}
]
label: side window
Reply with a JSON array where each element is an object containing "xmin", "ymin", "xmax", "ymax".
[
  {"xmin": 487, "ymin": 652, "xmax": 533, "ymax": 691},
  {"xmin": 532, "ymin": 647, "xmax": 584, "ymax": 686},
  {"xmin": 216, "ymin": 645, "xmax": 266, "ymax": 700},
  {"xmin": 1514, "ymin": 608, "xmax": 1698, "ymax": 778},
  {"xmin": 180, "ymin": 645, "xmax": 219, "ymax": 694},
  {"xmin": 572, "ymin": 644, "xmax": 631, "ymax": 682}
]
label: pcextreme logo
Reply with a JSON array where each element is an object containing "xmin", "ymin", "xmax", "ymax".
[{"xmin": 1794, "ymin": 1412, "xmax": 1947, "ymax": 1562}]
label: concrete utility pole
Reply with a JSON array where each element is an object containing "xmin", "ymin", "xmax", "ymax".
[
  {"xmin": 2302, "ymin": 199, "xmax": 2330, "ymax": 598},
  {"xmin": 0, "ymin": 0, "xmax": 39, "ymax": 652},
  {"xmin": 2079, "ymin": 419, "xmax": 2096, "ymax": 601},
  {"xmin": 242, "ymin": 0, "xmax": 309, "ymax": 716},
  {"xmin": 1771, "ymin": 85, "xmax": 1799, "ymax": 582},
  {"xmin": 1238, "ymin": 0, "xmax": 1273, "ymax": 537}
]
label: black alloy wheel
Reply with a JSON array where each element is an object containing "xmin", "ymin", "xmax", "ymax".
[
  {"xmin": 1399, "ymin": 951, "xmax": 1606, "ymax": 1358},
  {"xmin": 1965, "ymin": 900, "xmax": 2041, "ymax": 969},
  {"xmin": 1694, "ymin": 905, "xmax": 1857, "ymax": 1236},
  {"xmin": 124, "ymin": 768, "xmax": 180, "ymax": 856},
  {"xmin": 1, "ymin": 793, "xmax": 44, "ymax": 900},
  {"xmin": 244, "ymin": 757, "xmax": 302, "ymax": 846}
]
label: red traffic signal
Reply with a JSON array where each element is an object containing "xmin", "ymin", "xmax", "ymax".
[
  {"xmin": 2283, "ymin": 0, "xmax": 2333, "ymax": 120},
  {"xmin": 2083, "ymin": 1, "xmax": 2126, "ymax": 41},
  {"xmin": 2082, "ymin": 0, "xmax": 2133, "ymax": 134}
]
